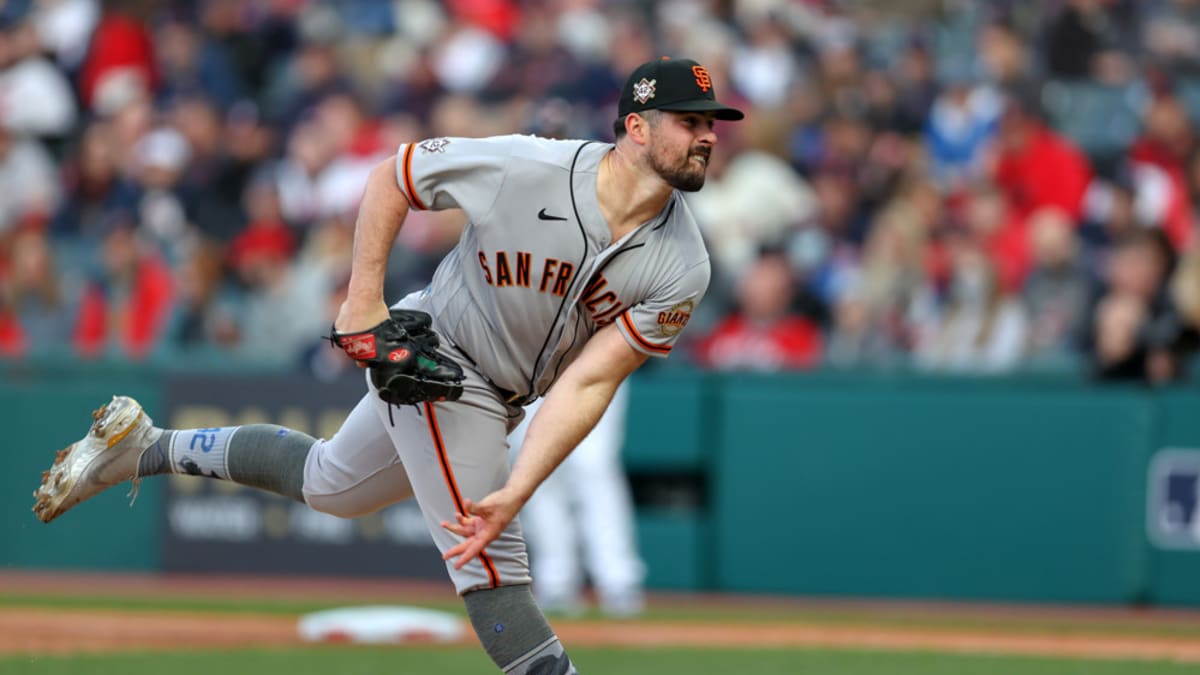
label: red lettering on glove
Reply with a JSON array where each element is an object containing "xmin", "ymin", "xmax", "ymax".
[{"xmin": 338, "ymin": 334, "xmax": 377, "ymax": 359}]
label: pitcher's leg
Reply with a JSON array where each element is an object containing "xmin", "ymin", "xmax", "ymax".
[
  {"xmin": 34, "ymin": 395, "xmax": 318, "ymax": 523},
  {"xmin": 153, "ymin": 391, "xmax": 415, "ymax": 516},
  {"xmin": 142, "ymin": 425, "xmax": 314, "ymax": 500},
  {"xmin": 302, "ymin": 393, "xmax": 414, "ymax": 517},
  {"xmin": 368, "ymin": 384, "xmax": 578, "ymax": 673},
  {"xmin": 34, "ymin": 393, "xmax": 412, "ymax": 523},
  {"xmin": 373, "ymin": 394, "xmax": 530, "ymax": 593},
  {"xmin": 464, "ymin": 584, "xmax": 579, "ymax": 675}
]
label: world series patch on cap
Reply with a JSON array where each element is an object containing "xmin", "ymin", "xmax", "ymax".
[{"xmin": 617, "ymin": 57, "xmax": 745, "ymax": 122}]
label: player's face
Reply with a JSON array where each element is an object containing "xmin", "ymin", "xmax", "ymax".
[{"xmin": 646, "ymin": 111, "xmax": 718, "ymax": 192}]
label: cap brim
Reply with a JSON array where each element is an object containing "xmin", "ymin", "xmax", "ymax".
[{"xmin": 658, "ymin": 99, "xmax": 745, "ymax": 120}]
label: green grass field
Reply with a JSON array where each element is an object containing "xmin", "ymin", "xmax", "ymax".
[{"xmin": 6, "ymin": 591, "xmax": 1200, "ymax": 674}]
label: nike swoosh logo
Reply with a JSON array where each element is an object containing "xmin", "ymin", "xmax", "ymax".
[{"xmin": 538, "ymin": 208, "xmax": 568, "ymax": 221}]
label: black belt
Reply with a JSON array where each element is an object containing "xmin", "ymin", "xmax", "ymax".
[
  {"xmin": 496, "ymin": 387, "xmax": 526, "ymax": 405},
  {"xmin": 452, "ymin": 342, "xmax": 528, "ymax": 405}
]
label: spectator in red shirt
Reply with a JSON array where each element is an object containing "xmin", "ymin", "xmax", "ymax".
[
  {"xmin": 961, "ymin": 181, "xmax": 1031, "ymax": 293},
  {"xmin": 991, "ymin": 95, "xmax": 1092, "ymax": 224},
  {"xmin": 74, "ymin": 212, "xmax": 173, "ymax": 360},
  {"xmin": 77, "ymin": 2, "xmax": 159, "ymax": 114},
  {"xmin": 692, "ymin": 249, "xmax": 823, "ymax": 371},
  {"xmin": 1126, "ymin": 95, "xmax": 1196, "ymax": 251},
  {"xmin": 914, "ymin": 233, "xmax": 1030, "ymax": 374}
]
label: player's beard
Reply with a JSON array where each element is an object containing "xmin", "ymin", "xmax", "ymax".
[{"xmin": 649, "ymin": 143, "xmax": 710, "ymax": 192}]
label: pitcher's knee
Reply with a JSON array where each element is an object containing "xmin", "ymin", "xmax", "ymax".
[
  {"xmin": 301, "ymin": 438, "xmax": 414, "ymax": 518},
  {"xmin": 303, "ymin": 491, "xmax": 374, "ymax": 519},
  {"xmin": 301, "ymin": 440, "xmax": 377, "ymax": 518}
]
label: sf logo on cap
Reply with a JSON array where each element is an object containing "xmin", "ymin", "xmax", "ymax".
[
  {"xmin": 633, "ymin": 78, "xmax": 656, "ymax": 104},
  {"xmin": 692, "ymin": 66, "xmax": 712, "ymax": 92}
]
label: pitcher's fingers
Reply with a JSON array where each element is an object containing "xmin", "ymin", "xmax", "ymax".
[
  {"xmin": 452, "ymin": 542, "xmax": 485, "ymax": 569},
  {"xmin": 443, "ymin": 539, "xmax": 471, "ymax": 561}
]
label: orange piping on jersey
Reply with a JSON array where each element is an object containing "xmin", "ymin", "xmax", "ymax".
[
  {"xmin": 423, "ymin": 402, "xmax": 500, "ymax": 588},
  {"xmin": 620, "ymin": 311, "xmax": 671, "ymax": 354},
  {"xmin": 594, "ymin": 302, "xmax": 626, "ymax": 326},
  {"xmin": 402, "ymin": 143, "xmax": 428, "ymax": 211}
]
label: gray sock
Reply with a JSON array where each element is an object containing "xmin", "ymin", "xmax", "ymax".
[
  {"xmin": 136, "ymin": 430, "xmax": 175, "ymax": 477},
  {"xmin": 224, "ymin": 425, "xmax": 314, "ymax": 501},
  {"xmin": 137, "ymin": 425, "xmax": 315, "ymax": 502},
  {"xmin": 463, "ymin": 584, "xmax": 578, "ymax": 674}
]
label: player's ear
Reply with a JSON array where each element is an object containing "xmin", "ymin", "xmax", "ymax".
[{"xmin": 626, "ymin": 113, "xmax": 651, "ymax": 146}]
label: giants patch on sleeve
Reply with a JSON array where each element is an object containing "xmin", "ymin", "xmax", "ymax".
[{"xmin": 656, "ymin": 300, "xmax": 694, "ymax": 337}]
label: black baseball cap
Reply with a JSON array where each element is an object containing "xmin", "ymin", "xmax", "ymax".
[{"xmin": 616, "ymin": 57, "xmax": 744, "ymax": 123}]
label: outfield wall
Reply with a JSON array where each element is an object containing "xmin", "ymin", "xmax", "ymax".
[
  {"xmin": 3, "ymin": 365, "xmax": 1199, "ymax": 606},
  {"xmin": 2, "ymin": 364, "xmax": 163, "ymax": 572}
]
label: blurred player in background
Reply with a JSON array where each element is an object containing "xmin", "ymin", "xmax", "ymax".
[{"xmin": 509, "ymin": 380, "xmax": 645, "ymax": 617}]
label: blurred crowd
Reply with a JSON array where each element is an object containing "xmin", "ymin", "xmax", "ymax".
[{"xmin": 0, "ymin": 0, "xmax": 1198, "ymax": 384}]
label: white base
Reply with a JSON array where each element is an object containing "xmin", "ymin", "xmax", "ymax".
[{"xmin": 297, "ymin": 605, "xmax": 467, "ymax": 644}]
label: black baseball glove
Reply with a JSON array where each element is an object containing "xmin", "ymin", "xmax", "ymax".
[{"xmin": 330, "ymin": 309, "xmax": 465, "ymax": 405}]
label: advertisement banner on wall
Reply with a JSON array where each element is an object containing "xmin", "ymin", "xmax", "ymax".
[
  {"xmin": 1147, "ymin": 447, "xmax": 1200, "ymax": 550},
  {"xmin": 161, "ymin": 373, "xmax": 448, "ymax": 580}
]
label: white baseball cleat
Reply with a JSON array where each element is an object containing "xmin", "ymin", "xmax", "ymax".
[{"xmin": 32, "ymin": 395, "xmax": 159, "ymax": 524}]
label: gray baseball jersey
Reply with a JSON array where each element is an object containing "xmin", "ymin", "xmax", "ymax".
[
  {"xmin": 394, "ymin": 134, "xmax": 710, "ymax": 402},
  {"xmin": 302, "ymin": 134, "xmax": 712, "ymax": 594}
]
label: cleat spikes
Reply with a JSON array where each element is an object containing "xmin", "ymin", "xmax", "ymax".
[{"xmin": 32, "ymin": 396, "xmax": 155, "ymax": 524}]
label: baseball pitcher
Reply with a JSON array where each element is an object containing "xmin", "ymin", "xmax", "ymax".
[{"xmin": 33, "ymin": 57, "xmax": 743, "ymax": 674}]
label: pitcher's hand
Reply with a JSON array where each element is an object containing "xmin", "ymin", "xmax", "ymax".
[
  {"xmin": 441, "ymin": 488, "xmax": 524, "ymax": 570},
  {"xmin": 331, "ymin": 299, "xmax": 391, "ymax": 368},
  {"xmin": 333, "ymin": 298, "xmax": 391, "ymax": 335}
]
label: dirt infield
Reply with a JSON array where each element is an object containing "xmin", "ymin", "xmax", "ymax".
[{"xmin": 5, "ymin": 572, "xmax": 1200, "ymax": 663}]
